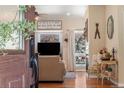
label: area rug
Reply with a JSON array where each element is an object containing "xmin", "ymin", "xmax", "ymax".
[{"xmin": 64, "ymin": 72, "xmax": 76, "ymax": 79}]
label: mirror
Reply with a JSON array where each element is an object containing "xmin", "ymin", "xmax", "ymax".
[{"xmin": 107, "ymin": 15, "xmax": 114, "ymax": 39}]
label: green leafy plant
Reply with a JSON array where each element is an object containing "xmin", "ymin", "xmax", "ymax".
[
  {"xmin": 0, "ymin": 5, "xmax": 36, "ymax": 55},
  {"xmin": 0, "ymin": 22, "xmax": 14, "ymax": 54},
  {"xmin": 17, "ymin": 20, "xmax": 36, "ymax": 40},
  {"xmin": 17, "ymin": 5, "xmax": 36, "ymax": 39},
  {"xmin": 19, "ymin": 5, "xmax": 27, "ymax": 12},
  {"xmin": 106, "ymin": 67, "xmax": 112, "ymax": 72}
]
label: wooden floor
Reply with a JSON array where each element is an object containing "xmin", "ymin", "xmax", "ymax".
[{"xmin": 38, "ymin": 71, "xmax": 117, "ymax": 88}]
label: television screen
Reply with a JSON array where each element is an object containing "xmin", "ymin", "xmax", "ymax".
[{"xmin": 38, "ymin": 42, "xmax": 60, "ymax": 55}]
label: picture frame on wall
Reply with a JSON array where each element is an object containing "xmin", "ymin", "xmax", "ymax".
[
  {"xmin": 37, "ymin": 20, "xmax": 62, "ymax": 30},
  {"xmin": 40, "ymin": 33, "xmax": 59, "ymax": 43}
]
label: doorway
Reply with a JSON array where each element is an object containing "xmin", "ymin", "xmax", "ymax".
[{"xmin": 73, "ymin": 30, "xmax": 87, "ymax": 71}]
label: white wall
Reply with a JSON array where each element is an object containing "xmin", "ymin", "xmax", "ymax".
[
  {"xmin": 117, "ymin": 6, "xmax": 124, "ymax": 86},
  {"xmin": 105, "ymin": 6, "xmax": 119, "ymax": 58},
  {"xmin": 86, "ymin": 5, "xmax": 124, "ymax": 86},
  {"xmin": 38, "ymin": 15, "xmax": 84, "ymax": 31},
  {"xmin": 88, "ymin": 6, "xmax": 106, "ymax": 63},
  {"xmin": 105, "ymin": 5, "xmax": 124, "ymax": 86}
]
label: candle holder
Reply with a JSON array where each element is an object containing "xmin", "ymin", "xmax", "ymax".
[{"xmin": 112, "ymin": 48, "xmax": 115, "ymax": 61}]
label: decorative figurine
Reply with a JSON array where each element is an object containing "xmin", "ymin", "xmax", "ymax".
[
  {"xmin": 112, "ymin": 48, "xmax": 115, "ymax": 60},
  {"xmin": 94, "ymin": 23, "xmax": 101, "ymax": 39}
]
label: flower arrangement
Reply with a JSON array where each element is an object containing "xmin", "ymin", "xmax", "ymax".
[{"xmin": 99, "ymin": 48, "xmax": 111, "ymax": 60}]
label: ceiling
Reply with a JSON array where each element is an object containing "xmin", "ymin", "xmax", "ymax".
[{"xmin": 35, "ymin": 5, "xmax": 87, "ymax": 17}]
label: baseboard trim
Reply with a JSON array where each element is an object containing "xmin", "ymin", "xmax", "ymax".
[
  {"xmin": 117, "ymin": 83, "xmax": 124, "ymax": 87},
  {"xmin": 110, "ymin": 79, "xmax": 118, "ymax": 85},
  {"xmin": 110, "ymin": 79, "xmax": 124, "ymax": 87}
]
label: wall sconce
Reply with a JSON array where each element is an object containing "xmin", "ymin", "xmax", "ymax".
[{"xmin": 64, "ymin": 38, "xmax": 68, "ymax": 42}]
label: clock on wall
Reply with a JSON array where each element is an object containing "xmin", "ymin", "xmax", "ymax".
[{"xmin": 107, "ymin": 15, "xmax": 114, "ymax": 39}]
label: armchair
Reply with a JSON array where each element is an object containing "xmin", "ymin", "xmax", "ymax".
[
  {"xmin": 38, "ymin": 56, "xmax": 66, "ymax": 82},
  {"xmin": 87, "ymin": 54, "xmax": 101, "ymax": 79}
]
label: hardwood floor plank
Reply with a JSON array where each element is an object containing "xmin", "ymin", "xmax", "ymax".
[{"xmin": 38, "ymin": 71, "xmax": 117, "ymax": 88}]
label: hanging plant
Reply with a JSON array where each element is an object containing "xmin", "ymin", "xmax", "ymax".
[
  {"xmin": 19, "ymin": 5, "xmax": 27, "ymax": 12},
  {"xmin": 17, "ymin": 5, "xmax": 36, "ymax": 39},
  {"xmin": 0, "ymin": 5, "xmax": 36, "ymax": 55},
  {"xmin": 0, "ymin": 22, "xmax": 14, "ymax": 54},
  {"xmin": 17, "ymin": 20, "xmax": 36, "ymax": 40}
]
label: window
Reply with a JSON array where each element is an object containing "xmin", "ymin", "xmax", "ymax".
[
  {"xmin": 0, "ymin": 6, "xmax": 24, "ymax": 50},
  {"xmin": 4, "ymin": 31, "xmax": 19, "ymax": 49}
]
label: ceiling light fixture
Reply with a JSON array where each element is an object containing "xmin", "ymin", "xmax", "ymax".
[{"xmin": 66, "ymin": 12, "xmax": 71, "ymax": 16}]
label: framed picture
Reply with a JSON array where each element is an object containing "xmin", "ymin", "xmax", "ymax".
[
  {"xmin": 107, "ymin": 15, "xmax": 114, "ymax": 39},
  {"xmin": 40, "ymin": 33, "xmax": 59, "ymax": 42},
  {"xmin": 37, "ymin": 20, "xmax": 62, "ymax": 30}
]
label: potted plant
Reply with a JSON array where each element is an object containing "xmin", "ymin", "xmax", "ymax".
[{"xmin": 106, "ymin": 67, "xmax": 112, "ymax": 76}]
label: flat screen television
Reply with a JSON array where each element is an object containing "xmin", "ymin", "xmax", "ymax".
[{"xmin": 38, "ymin": 42, "xmax": 60, "ymax": 55}]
